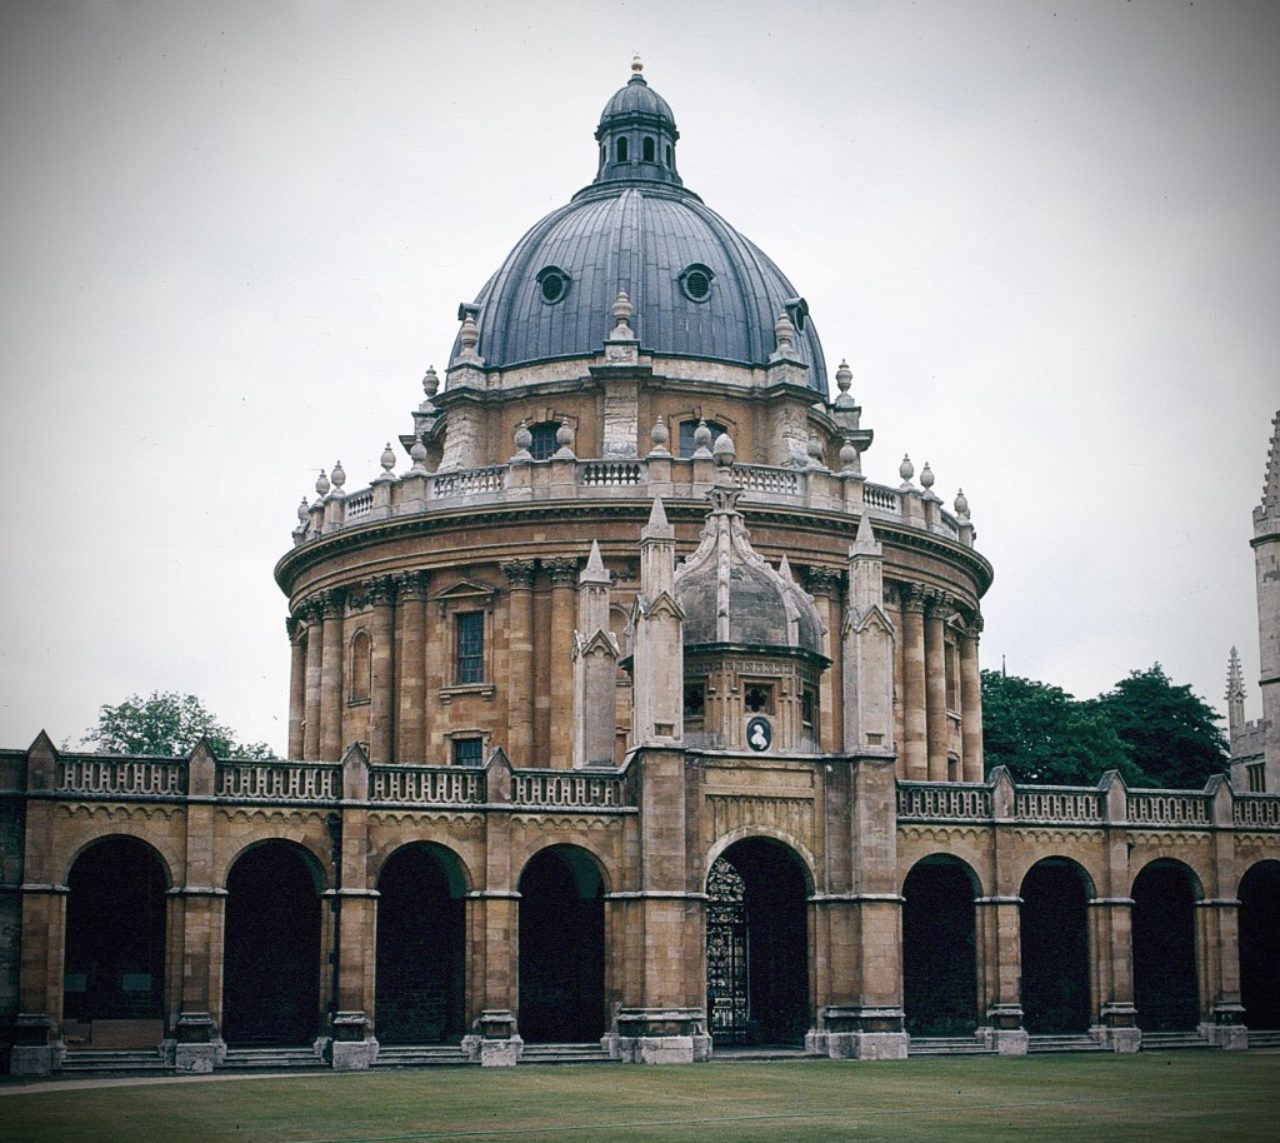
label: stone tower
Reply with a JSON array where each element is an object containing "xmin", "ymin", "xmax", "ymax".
[{"xmin": 1253, "ymin": 412, "xmax": 1280, "ymax": 791}]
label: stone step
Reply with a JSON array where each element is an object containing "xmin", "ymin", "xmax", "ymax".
[
  {"xmin": 372, "ymin": 1045, "xmax": 473, "ymax": 1067},
  {"xmin": 60, "ymin": 1050, "xmax": 169, "ymax": 1073},
  {"xmin": 908, "ymin": 1037, "xmax": 996, "ymax": 1056},
  {"xmin": 519, "ymin": 1043, "xmax": 615, "ymax": 1064},
  {"xmin": 221, "ymin": 1047, "xmax": 325, "ymax": 1070},
  {"xmin": 1139, "ymin": 1031, "xmax": 1211, "ymax": 1051},
  {"xmin": 1245, "ymin": 1029, "xmax": 1280, "ymax": 1048},
  {"xmin": 1026, "ymin": 1035, "xmax": 1107, "ymax": 1053}
]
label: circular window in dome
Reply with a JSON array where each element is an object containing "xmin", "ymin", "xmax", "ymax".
[
  {"xmin": 678, "ymin": 263, "xmax": 715, "ymax": 303},
  {"xmin": 536, "ymin": 265, "xmax": 571, "ymax": 305}
]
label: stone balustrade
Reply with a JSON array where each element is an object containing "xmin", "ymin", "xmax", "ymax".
[
  {"xmin": 1125, "ymin": 788, "xmax": 1211, "ymax": 827},
  {"xmin": 56, "ymin": 755, "xmax": 188, "ymax": 797},
  {"xmin": 294, "ymin": 456, "xmax": 968, "ymax": 547},
  {"xmin": 369, "ymin": 765, "xmax": 485, "ymax": 805},
  {"xmin": 509, "ymin": 769, "xmax": 631, "ymax": 808},
  {"xmin": 897, "ymin": 782, "xmax": 993, "ymax": 821},
  {"xmin": 215, "ymin": 760, "xmax": 341, "ymax": 802}
]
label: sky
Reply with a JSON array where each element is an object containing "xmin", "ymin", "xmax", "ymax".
[{"xmin": 1, "ymin": 0, "xmax": 1277, "ymax": 755}]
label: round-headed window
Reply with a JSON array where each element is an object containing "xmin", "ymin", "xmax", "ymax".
[
  {"xmin": 678, "ymin": 263, "xmax": 715, "ymax": 303},
  {"xmin": 536, "ymin": 265, "xmax": 570, "ymax": 305}
]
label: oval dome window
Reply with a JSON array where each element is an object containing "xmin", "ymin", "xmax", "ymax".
[
  {"xmin": 536, "ymin": 266, "xmax": 571, "ymax": 305},
  {"xmin": 678, "ymin": 263, "xmax": 715, "ymax": 303}
]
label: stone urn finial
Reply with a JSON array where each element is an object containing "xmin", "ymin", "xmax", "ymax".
[
  {"xmin": 954, "ymin": 488, "xmax": 970, "ymax": 520},
  {"xmin": 422, "ymin": 365, "xmax": 439, "ymax": 399},
  {"xmin": 512, "ymin": 421, "xmax": 533, "ymax": 462},
  {"xmin": 380, "ymin": 443, "xmax": 396, "ymax": 474},
  {"xmin": 316, "ymin": 469, "xmax": 331, "ymax": 498},
  {"xmin": 297, "ymin": 496, "xmax": 310, "ymax": 526},
  {"xmin": 611, "ymin": 289, "xmax": 635, "ymax": 339},
  {"xmin": 554, "ymin": 421, "xmax": 576, "ymax": 459},
  {"xmin": 331, "ymin": 459, "xmax": 346, "ymax": 491},
  {"xmin": 409, "ymin": 438, "xmax": 428, "ymax": 472},
  {"xmin": 920, "ymin": 461, "xmax": 935, "ymax": 493},
  {"xmin": 712, "ymin": 431, "xmax": 736, "ymax": 467},
  {"xmin": 807, "ymin": 433, "xmax": 825, "ymax": 467},
  {"xmin": 693, "ymin": 417, "xmax": 713, "ymax": 458},
  {"xmin": 774, "ymin": 311, "xmax": 796, "ymax": 356},
  {"xmin": 651, "ymin": 415, "xmax": 670, "ymax": 454},
  {"xmin": 899, "ymin": 454, "xmax": 915, "ymax": 485},
  {"xmin": 459, "ymin": 314, "xmax": 480, "ymax": 355}
]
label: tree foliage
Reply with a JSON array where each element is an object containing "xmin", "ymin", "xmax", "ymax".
[
  {"xmin": 980, "ymin": 670, "xmax": 1139, "ymax": 786},
  {"xmin": 1093, "ymin": 664, "xmax": 1229, "ymax": 789},
  {"xmin": 982, "ymin": 664, "xmax": 1228, "ymax": 789},
  {"xmin": 81, "ymin": 690, "xmax": 274, "ymax": 759}
]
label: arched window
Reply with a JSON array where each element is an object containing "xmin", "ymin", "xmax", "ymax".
[
  {"xmin": 643, "ymin": 136, "xmax": 655, "ymax": 162},
  {"xmin": 349, "ymin": 629, "xmax": 371, "ymax": 703},
  {"xmin": 529, "ymin": 421, "xmax": 561, "ymax": 460},
  {"xmin": 616, "ymin": 137, "xmax": 628, "ymax": 162},
  {"xmin": 665, "ymin": 143, "xmax": 672, "ymax": 167}
]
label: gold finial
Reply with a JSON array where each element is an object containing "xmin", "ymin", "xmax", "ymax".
[{"xmin": 631, "ymin": 53, "xmax": 643, "ymax": 74}]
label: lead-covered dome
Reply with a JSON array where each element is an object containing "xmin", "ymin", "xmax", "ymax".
[{"xmin": 450, "ymin": 62, "xmax": 828, "ymax": 393}]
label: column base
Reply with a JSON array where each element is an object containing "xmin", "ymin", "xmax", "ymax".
[
  {"xmin": 462, "ymin": 1009, "xmax": 522, "ymax": 1067},
  {"xmin": 978, "ymin": 1026, "xmax": 1029, "ymax": 1055},
  {"xmin": 1200, "ymin": 1018, "xmax": 1248, "ymax": 1051},
  {"xmin": 608, "ymin": 1008, "xmax": 711, "ymax": 1064},
  {"xmin": 1097, "ymin": 1003, "xmax": 1141, "ymax": 1052},
  {"xmin": 330, "ymin": 1011, "xmax": 378, "ymax": 1070},
  {"xmin": 811, "ymin": 1006, "xmax": 909, "ymax": 1059},
  {"xmin": 9, "ymin": 1014, "xmax": 63, "ymax": 1076}
]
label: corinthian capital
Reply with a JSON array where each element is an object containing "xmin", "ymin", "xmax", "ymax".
[
  {"xmin": 394, "ymin": 571, "xmax": 429, "ymax": 601},
  {"xmin": 544, "ymin": 557, "xmax": 580, "ymax": 586},
  {"xmin": 502, "ymin": 559, "xmax": 537, "ymax": 589},
  {"xmin": 367, "ymin": 576, "xmax": 397, "ymax": 606}
]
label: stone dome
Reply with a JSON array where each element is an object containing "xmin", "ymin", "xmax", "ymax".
[
  {"xmin": 674, "ymin": 485, "xmax": 826, "ymax": 658},
  {"xmin": 450, "ymin": 64, "xmax": 828, "ymax": 392}
]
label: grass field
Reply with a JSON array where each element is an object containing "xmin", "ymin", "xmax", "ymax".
[{"xmin": 3, "ymin": 1053, "xmax": 1279, "ymax": 1141}]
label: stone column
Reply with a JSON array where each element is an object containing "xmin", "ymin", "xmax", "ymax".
[
  {"xmin": 302, "ymin": 602, "xmax": 324, "ymax": 761},
  {"xmin": 1088, "ymin": 897, "xmax": 1140, "ymax": 1052},
  {"xmin": 924, "ymin": 592, "xmax": 950, "ymax": 782},
  {"xmin": 319, "ymin": 589, "xmax": 346, "ymax": 761},
  {"xmin": 1196, "ymin": 898, "xmax": 1247, "ymax": 1049},
  {"xmin": 367, "ymin": 578, "xmax": 396, "ymax": 766},
  {"xmin": 959, "ymin": 615, "xmax": 984, "ymax": 782},
  {"xmin": 974, "ymin": 897, "xmax": 1028, "ymax": 1053},
  {"xmin": 395, "ymin": 572, "xmax": 427, "ymax": 764},
  {"xmin": 900, "ymin": 585, "xmax": 928, "ymax": 781},
  {"xmin": 502, "ymin": 560, "xmax": 537, "ymax": 767},
  {"xmin": 804, "ymin": 567, "xmax": 843, "ymax": 752},
  {"xmin": 287, "ymin": 617, "xmax": 306, "ymax": 760},
  {"xmin": 545, "ymin": 558, "xmax": 579, "ymax": 769},
  {"xmin": 11, "ymin": 735, "xmax": 65, "ymax": 1075}
]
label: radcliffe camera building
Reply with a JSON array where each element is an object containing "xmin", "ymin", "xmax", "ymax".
[{"xmin": 3, "ymin": 63, "xmax": 1279, "ymax": 1075}]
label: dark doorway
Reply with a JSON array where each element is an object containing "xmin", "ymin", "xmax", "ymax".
[
  {"xmin": 1239, "ymin": 860, "xmax": 1280, "ymax": 1030},
  {"xmin": 64, "ymin": 837, "xmax": 167, "ymax": 1029},
  {"xmin": 706, "ymin": 838, "xmax": 809, "ymax": 1046},
  {"xmin": 375, "ymin": 844, "xmax": 466, "ymax": 1043},
  {"xmin": 1020, "ymin": 860, "xmax": 1092, "ymax": 1033},
  {"xmin": 518, "ymin": 846, "xmax": 604, "ymax": 1042},
  {"xmin": 1132, "ymin": 861, "xmax": 1199, "ymax": 1032},
  {"xmin": 903, "ymin": 857, "xmax": 977, "ymax": 1036},
  {"xmin": 223, "ymin": 842, "xmax": 322, "ymax": 1045}
]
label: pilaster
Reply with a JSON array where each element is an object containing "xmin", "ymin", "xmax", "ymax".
[
  {"xmin": 319, "ymin": 589, "xmax": 346, "ymax": 761},
  {"xmin": 959, "ymin": 615, "xmax": 984, "ymax": 781},
  {"xmin": 367, "ymin": 577, "xmax": 396, "ymax": 766},
  {"xmin": 900, "ymin": 585, "xmax": 927, "ymax": 780},
  {"xmin": 923, "ymin": 591, "xmax": 950, "ymax": 781},
  {"xmin": 287, "ymin": 616, "xmax": 306, "ymax": 759},
  {"xmin": 502, "ymin": 560, "xmax": 537, "ymax": 766},
  {"xmin": 395, "ymin": 572, "xmax": 428, "ymax": 763},
  {"xmin": 545, "ymin": 557, "xmax": 580, "ymax": 768},
  {"xmin": 302, "ymin": 601, "xmax": 324, "ymax": 761}
]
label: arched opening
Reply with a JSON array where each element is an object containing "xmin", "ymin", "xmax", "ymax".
[
  {"xmin": 1132, "ymin": 860, "xmax": 1199, "ymax": 1032},
  {"xmin": 1020, "ymin": 859, "xmax": 1092, "ymax": 1033},
  {"xmin": 63, "ymin": 836, "xmax": 167, "ymax": 1048},
  {"xmin": 518, "ymin": 846, "xmax": 605, "ymax": 1042},
  {"xmin": 706, "ymin": 838, "xmax": 810, "ymax": 1046},
  {"xmin": 903, "ymin": 856, "xmax": 977, "ymax": 1036},
  {"xmin": 615, "ymin": 137, "xmax": 628, "ymax": 163},
  {"xmin": 642, "ymin": 136, "xmax": 655, "ymax": 162},
  {"xmin": 375, "ymin": 843, "xmax": 467, "ymax": 1044},
  {"xmin": 223, "ymin": 841, "xmax": 322, "ymax": 1046},
  {"xmin": 349, "ymin": 629, "xmax": 371, "ymax": 703},
  {"xmin": 1239, "ymin": 860, "xmax": 1280, "ymax": 1030}
]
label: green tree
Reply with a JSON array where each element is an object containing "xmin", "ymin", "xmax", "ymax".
[
  {"xmin": 81, "ymin": 690, "xmax": 274, "ymax": 759},
  {"xmin": 980, "ymin": 670, "xmax": 1141, "ymax": 786},
  {"xmin": 1093, "ymin": 664, "xmax": 1228, "ymax": 789}
]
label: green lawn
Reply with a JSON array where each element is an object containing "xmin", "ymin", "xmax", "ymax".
[{"xmin": 2, "ymin": 1054, "xmax": 1278, "ymax": 1141}]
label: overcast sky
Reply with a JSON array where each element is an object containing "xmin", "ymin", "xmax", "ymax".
[{"xmin": 2, "ymin": 0, "xmax": 1276, "ymax": 755}]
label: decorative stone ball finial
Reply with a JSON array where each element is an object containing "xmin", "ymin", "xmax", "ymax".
[
  {"xmin": 632, "ymin": 53, "xmax": 643, "ymax": 74},
  {"xmin": 899, "ymin": 454, "xmax": 915, "ymax": 485},
  {"xmin": 807, "ymin": 434, "xmax": 825, "ymax": 466},
  {"xmin": 316, "ymin": 469, "xmax": 331, "ymax": 498},
  {"xmin": 651, "ymin": 415, "xmax": 670, "ymax": 453},
  {"xmin": 774, "ymin": 311, "xmax": 796, "ymax": 355},
  {"xmin": 610, "ymin": 289, "xmax": 635, "ymax": 339},
  {"xmin": 920, "ymin": 462, "xmax": 935, "ymax": 492},
  {"xmin": 836, "ymin": 359, "xmax": 852, "ymax": 396},
  {"xmin": 514, "ymin": 421, "xmax": 532, "ymax": 454},
  {"xmin": 554, "ymin": 422, "xmax": 576, "ymax": 459},
  {"xmin": 297, "ymin": 497, "xmax": 310, "ymax": 526},
  {"xmin": 712, "ymin": 431, "xmax": 736, "ymax": 467},
  {"xmin": 459, "ymin": 314, "xmax": 480, "ymax": 354},
  {"xmin": 409, "ymin": 438, "xmax": 428, "ymax": 472},
  {"xmin": 331, "ymin": 460, "xmax": 346, "ymax": 491},
  {"xmin": 693, "ymin": 417, "xmax": 713, "ymax": 457},
  {"xmin": 422, "ymin": 365, "xmax": 439, "ymax": 399},
  {"xmin": 839, "ymin": 440, "xmax": 859, "ymax": 472},
  {"xmin": 954, "ymin": 488, "xmax": 970, "ymax": 520},
  {"xmin": 380, "ymin": 443, "xmax": 396, "ymax": 474}
]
